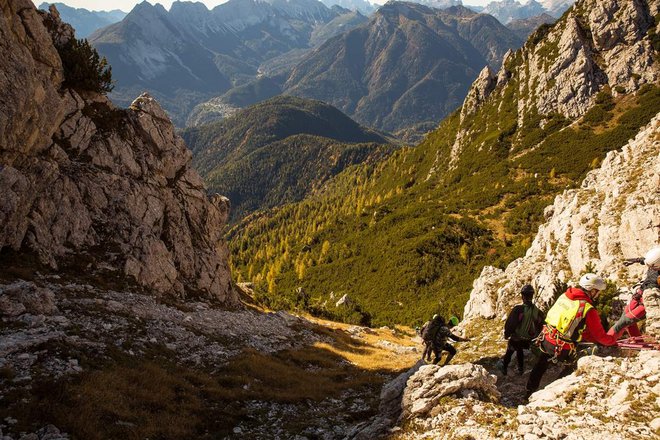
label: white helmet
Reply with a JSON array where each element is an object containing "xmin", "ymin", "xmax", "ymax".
[
  {"xmin": 579, "ymin": 273, "xmax": 606, "ymax": 291},
  {"xmin": 644, "ymin": 246, "xmax": 660, "ymax": 269}
]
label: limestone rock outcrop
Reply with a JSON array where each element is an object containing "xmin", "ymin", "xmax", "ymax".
[
  {"xmin": 347, "ymin": 362, "xmax": 500, "ymax": 439},
  {"xmin": 519, "ymin": 351, "xmax": 660, "ymax": 439},
  {"xmin": 464, "ymin": 113, "xmax": 660, "ymax": 326},
  {"xmin": 520, "ymin": 0, "xmax": 658, "ymax": 121},
  {"xmin": 460, "ymin": 66, "xmax": 497, "ymax": 123},
  {"xmin": 448, "ymin": 0, "xmax": 659, "ymax": 175},
  {"xmin": 402, "ymin": 363, "xmax": 500, "ymax": 418},
  {"xmin": 0, "ymin": 0, "xmax": 237, "ymax": 305},
  {"xmin": 453, "ymin": 0, "xmax": 658, "ymax": 155}
]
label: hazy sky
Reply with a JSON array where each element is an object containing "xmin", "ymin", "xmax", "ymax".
[{"xmin": 39, "ymin": 0, "xmax": 497, "ymax": 13}]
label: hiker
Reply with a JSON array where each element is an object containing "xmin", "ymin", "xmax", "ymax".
[
  {"xmin": 525, "ymin": 274, "xmax": 618, "ymax": 398},
  {"xmin": 611, "ymin": 246, "xmax": 660, "ymax": 338},
  {"xmin": 500, "ymin": 284, "xmax": 544, "ymax": 376},
  {"xmin": 421, "ymin": 314, "xmax": 468, "ymax": 366}
]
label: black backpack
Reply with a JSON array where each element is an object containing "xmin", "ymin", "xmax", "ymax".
[{"xmin": 421, "ymin": 317, "xmax": 443, "ymax": 342}]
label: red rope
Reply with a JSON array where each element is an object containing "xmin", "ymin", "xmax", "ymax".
[{"xmin": 617, "ymin": 336, "xmax": 660, "ymax": 350}]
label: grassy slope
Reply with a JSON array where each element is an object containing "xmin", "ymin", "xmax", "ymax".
[{"xmin": 229, "ymin": 6, "xmax": 660, "ymax": 327}]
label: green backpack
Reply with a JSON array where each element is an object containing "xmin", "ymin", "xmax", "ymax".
[{"xmin": 514, "ymin": 304, "xmax": 542, "ymax": 340}]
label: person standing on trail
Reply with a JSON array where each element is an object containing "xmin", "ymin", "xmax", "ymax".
[
  {"xmin": 525, "ymin": 274, "xmax": 618, "ymax": 399},
  {"xmin": 500, "ymin": 285, "xmax": 544, "ymax": 376},
  {"xmin": 421, "ymin": 314, "xmax": 469, "ymax": 366}
]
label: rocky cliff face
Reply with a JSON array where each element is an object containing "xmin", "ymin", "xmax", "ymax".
[
  {"xmin": 519, "ymin": 0, "xmax": 657, "ymax": 120},
  {"xmin": 452, "ymin": 0, "xmax": 658, "ymax": 174},
  {"xmin": 0, "ymin": 1, "xmax": 236, "ymax": 305}
]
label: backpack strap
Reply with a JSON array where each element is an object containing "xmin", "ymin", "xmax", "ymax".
[{"xmin": 565, "ymin": 300, "xmax": 587, "ymax": 341}]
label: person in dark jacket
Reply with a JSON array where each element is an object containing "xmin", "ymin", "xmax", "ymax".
[
  {"xmin": 421, "ymin": 315, "xmax": 469, "ymax": 365},
  {"xmin": 525, "ymin": 274, "xmax": 618, "ymax": 398},
  {"xmin": 500, "ymin": 285, "xmax": 544, "ymax": 375}
]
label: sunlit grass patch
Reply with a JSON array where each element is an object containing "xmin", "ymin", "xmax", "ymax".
[
  {"xmin": 219, "ymin": 346, "xmax": 387, "ymax": 402},
  {"xmin": 306, "ymin": 318, "xmax": 421, "ymax": 371}
]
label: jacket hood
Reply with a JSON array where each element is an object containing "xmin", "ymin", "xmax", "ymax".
[{"xmin": 565, "ymin": 286, "xmax": 595, "ymax": 305}]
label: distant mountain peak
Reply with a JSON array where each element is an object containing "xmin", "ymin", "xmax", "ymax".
[
  {"xmin": 170, "ymin": 1, "xmax": 210, "ymax": 13},
  {"xmin": 37, "ymin": 2, "xmax": 127, "ymax": 37}
]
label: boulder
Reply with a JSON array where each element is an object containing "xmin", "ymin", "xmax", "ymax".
[
  {"xmin": 0, "ymin": 281, "xmax": 57, "ymax": 317},
  {"xmin": 402, "ymin": 363, "xmax": 500, "ymax": 418}
]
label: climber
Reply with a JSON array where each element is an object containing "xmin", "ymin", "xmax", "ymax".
[
  {"xmin": 525, "ymin": 274, "xmax": 618, "ymax": 399},
  {"xmin": 610, "ymin": 246, "xmax": 660, "ymax": 338},
  {"xmin": 421, "ymin": 314, "xmax": 443, "ymax": 362},
  {"xmin": 421, "ymin": 314, "xmax": 469, "ymax": 366},
  {"xmin": 500, "ymin": 284, "xmax": 544, "ymax": 376},
  {"xmin": 607, "ymin": 284, "xmax": 644, "ymax": 338}
]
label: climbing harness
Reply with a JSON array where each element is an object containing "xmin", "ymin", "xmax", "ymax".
[{"xmin": 533, "ymin": 325, "xmax": 578, "ymax": 364}]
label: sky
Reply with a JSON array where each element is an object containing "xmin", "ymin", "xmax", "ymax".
[{"xmin": 39, "ymin": 0, "xmax": 498, "ymax": 13}]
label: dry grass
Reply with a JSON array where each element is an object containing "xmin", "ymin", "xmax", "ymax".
[
  {"xmin": 18, "ymin": 361, "xmax": 242, "ymax": 440},
  {"xmin": 6, "ymin": 317, "xmax": 420, "ymax": 439},
  {"xmin": 305, "ymin": 318, "xmax": 421, "ymax": 371},
  {"xmin": 219, "ymin": 346, "xmax": 386, "ymax": 402}
]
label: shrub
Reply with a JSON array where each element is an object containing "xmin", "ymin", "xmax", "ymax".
[{"xmin": 57, "ymin": 38, "xmax": 113, "ymax": 94}]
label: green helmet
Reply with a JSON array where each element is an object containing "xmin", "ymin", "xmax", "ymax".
[{"xmin": 448, "ymin": 316, "xmax": 459, "ymax": 327}]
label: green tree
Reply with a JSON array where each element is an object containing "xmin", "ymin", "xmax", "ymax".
[{"xmin": 58, "ymin": 38, "xmax": 113, "ymax": 94}]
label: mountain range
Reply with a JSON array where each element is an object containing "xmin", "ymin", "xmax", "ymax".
[
  {"xmin": 320, "ymin": 0, "xmax": 376, "ymax": 14},
  {"xmin": 282, "ymin": 2, "xmax": 523, "ymax": 136},
  {"xmin": 228, "ymin": 0, "xmax": 660, "ymax": 326},
  {"xmin": 505, "ymin": 12, "xmax": 555, "ymax": 40},
  {"xmin": 183, "ymin": 96, "xmax": 395, "ymax": 220},
  {"xmin": 481, "ymin": 0, "xmax": 546, "ymax": 23},
  {"xmin": 37, "ymin": 2, "xmax": 126, "ymax": 37},
  {"xmin": 89, "ymin": 0, "xmax": 364, "ymax": 126},
  {"xmin": 89, "ymin": 0, "xmax": 530, "ymax": 136}
]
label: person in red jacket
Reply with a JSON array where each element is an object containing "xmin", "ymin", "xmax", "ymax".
[
  {"xmin": 610, "ymin": 246, "xmax": 660, "ymax": 338},
  {"xmin": 525, "ymin": 274, "xmax": 618, "ymax": 398},
  {"xmin": 607, "ymin": 287, "xmax": 644, "ymax": 338}
]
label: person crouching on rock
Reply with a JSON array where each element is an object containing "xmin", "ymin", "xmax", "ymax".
[
  {"xmin": 607, "ymin": 284, "xmax": 645, "ymax": 339},
  {"xmin": 500, "ymin": 284, "xmax": 544, "ymax": 376},
  {"xmin": 421, "ymin": 314, "xmax": 469, "ymax": 366},
  {"xmin": 609, "ymin": 246, "xmax": 660, "ymax": 338},
  {"xmin": 525, "ymin": 274, "xmax": 618, "ymax": 399}
]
